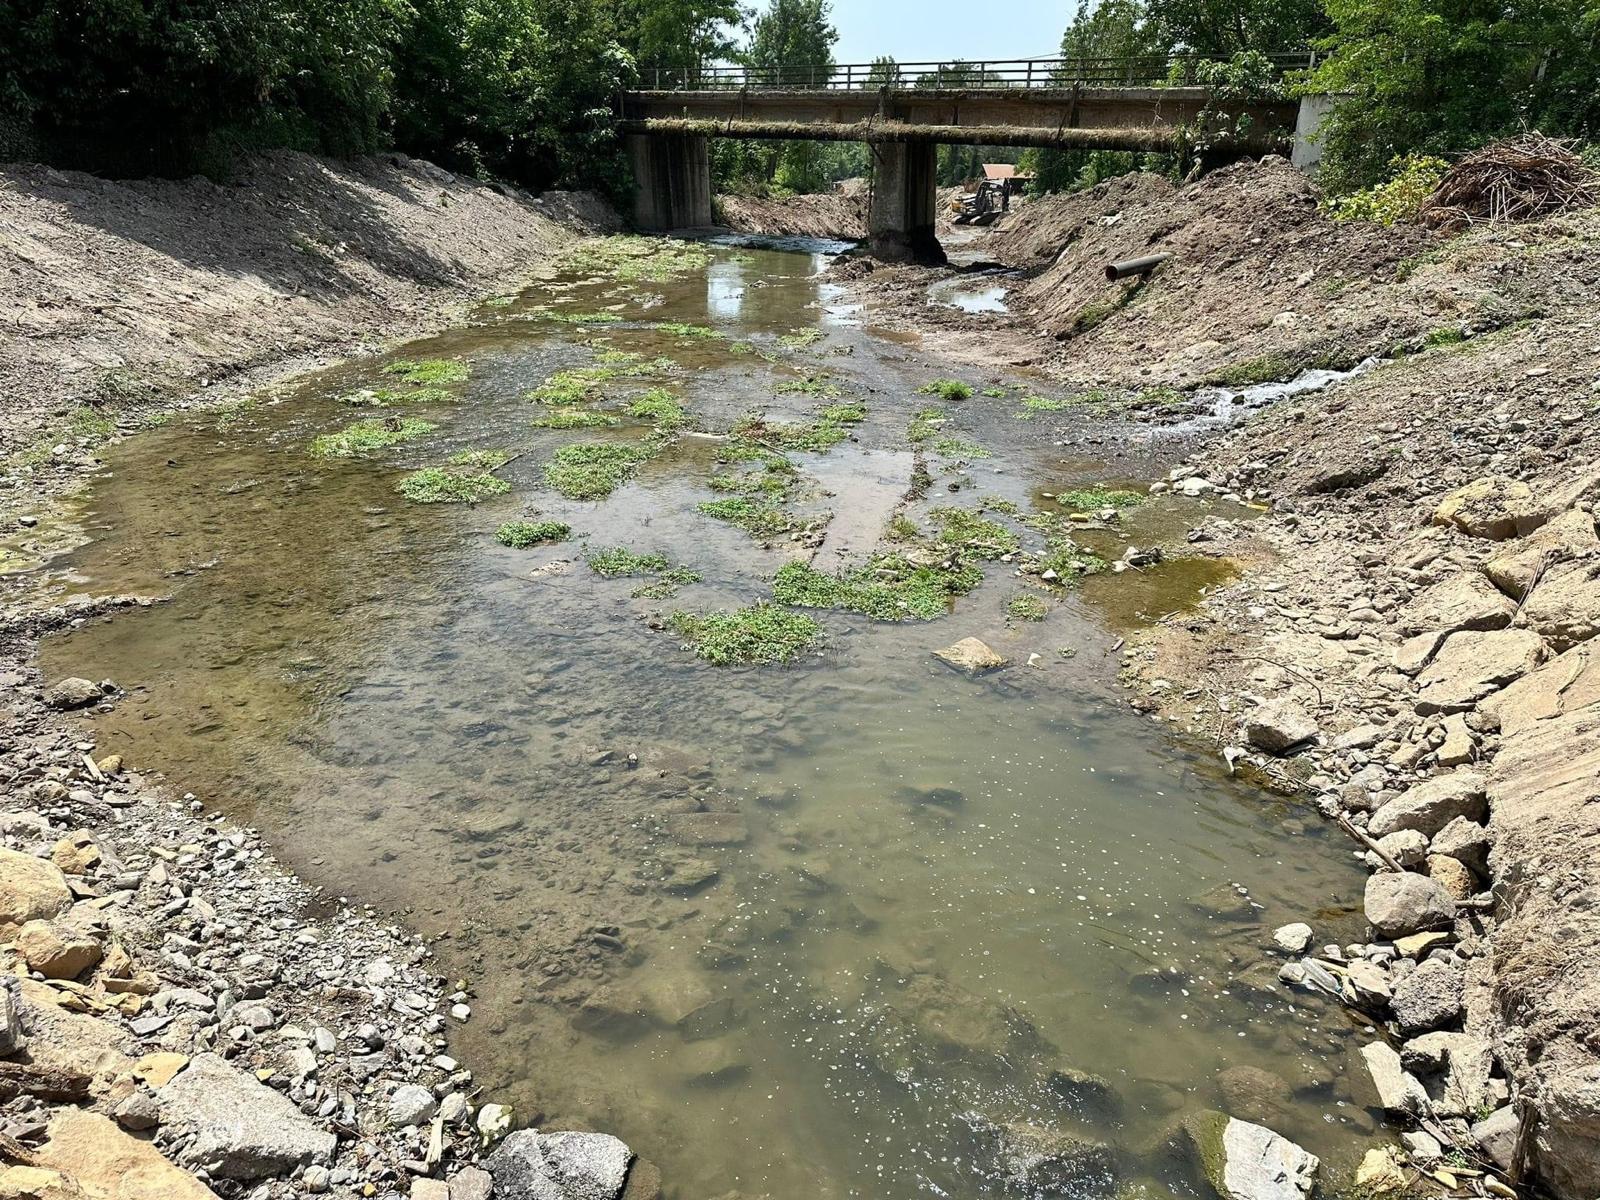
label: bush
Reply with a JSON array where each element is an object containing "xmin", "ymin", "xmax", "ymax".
[{"xmin": 1330, "ymin": 154, "xmax": 1450, "ymax": 224}]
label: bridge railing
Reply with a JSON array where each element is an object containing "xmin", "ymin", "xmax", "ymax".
[{"xmin": 634, "ymin": 53, "xmax": 1316, "ymax": 92}]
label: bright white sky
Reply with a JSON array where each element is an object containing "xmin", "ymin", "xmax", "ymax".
[{"xmin": 826, "ymin": 1, "xmax": 1068, "ymax": 65}]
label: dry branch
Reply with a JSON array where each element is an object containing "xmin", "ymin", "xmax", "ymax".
[{"xmin": 1422, "ymin": 133, "xmax": 1600, "ymax": 231}]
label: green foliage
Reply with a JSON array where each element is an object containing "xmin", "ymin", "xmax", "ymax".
[
  {"xmin": 496, "ymin": 520, "xmax": 570, "ymax": 547},
  {"xmin": 1053, "ymin": 487, "xmax": 1146, "ymax": 511},
  {"xmin": 928, "ymin": 507, "xmax": 1021, "ymax": 559},
  {"xmin": 397, "ymin": 466, "xmax": 511, "ymax": 503},
  {"xmin": 383, "ymin": 358, "xmax": 470, "ymax": 385},
  {"xmin": 1329, "ymin": 154, "xmax": 1450, "ymax": 223},
  {"xmin": 1007, "ymin": 593, "xmax": 1049, "ymax": 622},
  {"xmin": 907, "ymin": 407, "xmax": 946, "ymax": 443},
  {"xmin": 449, "ymin": 448, "xmax": 512, "ymax": 469},
  {"xmin": 777, "ymin": 328, "xmax": 825, "ymax": 349},
  {"xmin": 772, "ymin": 555, "xmax": 984, "ymax": 621},
  {"xmin": 562, "ymin": 236, "xmax": 712, "ymax": 282},
  {"xmin": 341, "ymin": 386, "xmax": 457, "ymax": 407},
  {"xmin": 530, "ymin": 408, "xmax": 621, "ymax": 429},
  {"xmin": 819, "ymin": 402, "xmax": 865, "ymax": 424},
  {"xmin": 916, "ymin": 379, "xmax": 974, "ymax": 401},
  {"xmin": 1038, "ymin": 539, "xmax": 1110, "ymax": 581},
  {"xmin": 930, "ymin": 435, "xmax": 990, "ymax": 460},
  {"xmin": 627, "ymin": 389, "xmax": 686, "ymax": 429},
  {"xmin": 1016, "ymin": 395, "xmax": 1072, "ymax": 417},
  {"xmin": 654, "ymin": 322, "xmax": 721, "ymax": 339},
  {"xmin": 310, "ymin": 417, "xmax": 436, "ymax": 457},
  {"xmin": 669, "ymin": 603, "xmax": 823, "ymax": 666},
  {"xmin": 697, "ymin": 497, "xmax": 797, "ymax": 538},
  {"xmin": 588, "ymin": 546, "xmax": 670, "ymax": 576},
  {"xmin": 546, "ymin": 311, "xmax": 625, "ymax": 325},
  {"xmin": 543, "ymin": 440, "xmax": 660, "ymax": 499}
]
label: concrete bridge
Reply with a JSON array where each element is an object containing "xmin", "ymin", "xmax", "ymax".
[{"xmin": 618, "ymin": 54, "xmax": 1324, "ymax": 262}]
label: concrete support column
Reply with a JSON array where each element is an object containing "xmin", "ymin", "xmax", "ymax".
[
  {"xmin": 868, "ymin": 142, "xmax": 946, "ymax": 265},
  {"xmin": 1291, "ymin": 94, "xmax": 1337, "ymax": 174},
  {"xmin": 628, "ymin": 133, "xmax": 713, "ymax": 231}
]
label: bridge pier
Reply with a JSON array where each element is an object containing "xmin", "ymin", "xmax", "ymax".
[
  {"xmin": 627, "ymin": 133, "xmax": 713, "ymax": 231},
  {"xmin": 868, "ymin": 143, "xmax": 946, "ymax": 265}
]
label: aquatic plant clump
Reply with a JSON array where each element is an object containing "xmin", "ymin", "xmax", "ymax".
[
  {"xmin": 778, "ymin": 328, "xmax": 825, "ymax": 349},
  {"xmin": 383, "ymin": 358, "xmax": 470, "ymax": 385},
  {"xmin": 309, "ymin": 417, "xmax": 436, "ymax": 458},
  {"xmin": 627, "ymin": 389, "xmax": 686, "ymax": 429},
  {"xmin": 496, "ymin": 520, "xmax": 570, "ymax": 548},
  {"xmin": 1007, "ymin": 593, "xmax": 1049, "ymax": 622},
  {"xmin": 916, "ymin": 379, "xmax": 974, "ymax": 402},
  {"xmin": 820, "ymin": 402, "xmax": 866, "ymax": 424},
  {"xmin": 545, "ymin": 310, "xmax": 624, "ymax": 325},
  {"xmin": 341, "ymin": 386, "xmax": 456, "ymax": 407},
  {"xmin": 1052, "ymin": 487, "xmax": 1146, "ymax": 512},
  {"xmin": 543, "ymin": 440, "xmax": 660, "ymax": 500},
  {"xmin": 1016, "ymin": 395, "xmax": 1073, "ymax": 417},
  {"xmin": 772, "ymin": 555, "xmax": 983, "ymax": 622},
  {"xmin": 929, "ymin": 507, "xmax": 1021, "ymax": 559},
  {"xmin": 775, "ymin": 375, "xmax": 842, "ymax": 398},
  {"xmin": 697, "ymin": 497, "xmax": 796, "ymax": 539},
  {"xmin": 930, "ymin": 435, "xmax": 990, "ymax": 461},
  {"xmin": 669, "ymin": 603, "xmax": 823, "ymax": 666},
  {"xmin": 907, "ymin": 407, "xmax": 945, "ymax": 443},
  {"xmin": 531, "ymin": 408, "xmax": 620, "ymax": 430},
  {"xmin": 587, "ymin": 547, "xmax": 671, "ymax": 577},
  {"xmin": 1037, "ymin": 538, "xmax": 1110, "ymax": 582},
  {"xmin": 654, "ymin": 322, "xmax": 722, "ymax": 340},
  {"xmin": 562, "ymin": 235, "xmax": 713, "ymax": 283},
  {"xmin": 397, "ymin": 466, "xmax": 511, "ymax": 504}
]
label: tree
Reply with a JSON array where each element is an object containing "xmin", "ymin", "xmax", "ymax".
[
  {"xmin": 1148, "ymin": 0, "xmax": 1327, "ymax": 54},
  {"xmin": 745, "ymin": 0, "xmax": 836, "ymax": 86},
  {"xmin": 611, "ymin": 0, "xmax": 746, "ymax": 73}
]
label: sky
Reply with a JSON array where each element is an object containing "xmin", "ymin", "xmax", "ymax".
[{"xmin": 827, "ymin": 0, "xmax": 1068, "ymax": 65}]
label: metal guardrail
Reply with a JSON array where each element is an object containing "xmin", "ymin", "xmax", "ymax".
[{"xmin": 634, "ymin": 53, "xmax": 1317, "ymax": 92}]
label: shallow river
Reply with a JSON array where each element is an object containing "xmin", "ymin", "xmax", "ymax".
[{"xmin": 32, "ymin": 237, "xmax": 1375, "ymax": 1197}]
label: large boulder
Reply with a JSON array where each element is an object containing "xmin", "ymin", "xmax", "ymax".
[
  {"xmin": 1430, "ymin": 816, "xmax": 1492, "ymax": 876},
  {"xmin": 1366, "ymin": 772, "xmax": 1487, "ymax": 839},
  {"xmin": 1431, "ymin": 476, "xmax": 1546, "ymax": 540},
  {"xmin": 0, "ymin": 851, "xmax": 73, "ymax": 937},
  {"xmin": 486, "ymin": 1130, "xmax": 633, "ymax": 1200},
  {"xmin": 1484, "ymin": 508, "xmax": 1599, "ymax": 598},
  {"xmin": 1170, "ymin": 1112, "xmax": 1319, "ymax": 1200},
  {"xmin": 1480, "ymin": 642, "xmax": 1600, "ymax": 735},
  {"xmin": 1521, "ymin": 561, "xmax": 1600, "ymax": 651},
  {"xmin": 1364, "ymin": 872, "xmax": 1456, "ymax": 938},
  {"xmin": 157, "ymin": 1053, "xmax": 336, "ymax": 1180},
  {"xmin": 988, "ymin": 1122, "xmax": 1118, "ymax": 1196},
  {"xmin": 933, "ymin": 638, "xmax": 1008, "ymax": 674},
  {"xmin": 42, "ymin": 678, "xmax": 103, "ymax": 711},
  {"xmin": 1398, "ymin": 573, "xmax": 1515, "ymax": 636},
  {"xmin": 1358, "ymin": 1042, "xmax": 1428, "ymax": 1117},
  {"xmin": 1415, "ymin": 630, "xmax": 1546, "ymax": 714},
  {"xmin": 36, "ymin": 1109, "xmax": 217, "ymax": 1200},
  {"xmin": 1389, "ymin": 959, "xmax": 1465, "ymax": 1034},
  {"xmin": 1242, "ymin": 700, "xmax": 1320, "ymax": 754},
  {"xmin": 14, "ymin": 919, "xmax": 103, "ymax": 980},
  {"xmin": 0, "ymin": 1166, "xmax": 86, "ymax": 1200}
]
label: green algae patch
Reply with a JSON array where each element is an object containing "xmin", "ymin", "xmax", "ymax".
[
  {"xmin": 543, "ymin": 440, "xmax": 660, "ymax": 500},
  {"xmin": 930, "ymin": 435, "xmax": 989, "ymax": 461},
  {"xmin": 531, "ymin": 408, "xmax": 620, "ymax": 430},
  {"xmin": 383, "ymin": 358, "xmax": 470, "ymax": 386},
  {"xmin": 1037, "ymin": 538, "xmax": 1109, "ymax": 583},
  {"xmin": 310, "ymin": 418, "xmax": 436, "ymax": 459},
  {"xmin": 928, "ymin": 507, "xmax": 1020, "ymax": 559},
  {"xmin": 449, "ymin": 449, "xmax": 512, "ymax": 470},
  {"xmin": 562, "ymin": 235, "xmax": 712, "ymax": 283},
  {"xmin": 778, "ymin": 328, "xmax": 824, "ymax": 350},
  {"xmin": 775, "ymin": 375, "xmax": 841, "ymax": 398},
  {"xmin": 628, "ymin": 389, "xmax": 686, "ymax": 430},
  {"xmin": 654, "ymin": 322, "xmax": 722, "ymax": 340},
  {"xmin": 916, "ymin": 379, "xmax": 973, "ymax": 402},
  {"xmin": 1007, "ymin": 593, "xmax": 1048, "ymax": 622},
  {"xmin": 907, "ymin": 407, "xmax": 945, "ymax": 443},
  {"xmin": 1052, "ymin": 487, "xmax": 1145, "ymax": 513},
  {"xmin": 546, "ymin": 310, "xmax": 624, "ymax": 325},
  {"xmin": 1016, "ymin": 395, "xmax": 1073, "ymax": 418},
  {"xmin": 697, "ymin": 497, "xmax": 796, "ymax": 539},
  {"xmin": 397, "ymin": 466, "xmax": 511, "ymax": 504},
  {"xmin": 588, "ymin": 547, "xmax": 670, "ymax": 577},
  {"xmin": 773, "ymin": 555, "xmax": 982, "ymax": 622},
  {"xmin": 669, "ymin": 603, "xmax": 822, "ymax": 666},
  {"xmin": 341, "ymin": 386, "xmax": 457, "ymax": 407},
  {"xmin": 496, "ymin": 520, "xmax": 570, "ymax": 548}
]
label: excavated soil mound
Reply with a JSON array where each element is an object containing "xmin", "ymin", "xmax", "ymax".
[{"xmin": 717, "ymin": 181, "xmax": 867, "ymax": 240}]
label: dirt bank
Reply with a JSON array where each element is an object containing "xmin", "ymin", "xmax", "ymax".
[
  {"xmin": 0, "ymin": 149, "xmax": 618, "ymax": 487},
  {"xmin": 715, "ymin": 180, "xmax": 867, "ymax": 239}
]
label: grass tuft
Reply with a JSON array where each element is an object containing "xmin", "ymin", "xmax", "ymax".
[
  {"xmin": 697, "ymin": 497, "xmax": 796, "ymax": 538},
  {"xmin": 543, "ymin": 440, "xmax": 660, "ymax": 499},
  {"xmin": 310, "ymin": 417, "xmax": 435, "ymax": 458},
  {"xmin": 669, "ymin": 603, "xmax": 822, "ymax": 665},
  {"xmin": 496, "ymin": 520, "xmax": 570, "ymax": 548},
  {"xmin": 772, "ymin": 554, "xmax": 982, "ymax": 622},
  {"xmin": 916, "ymin": 379, "xmax": 974, "ymax": 402},
  {"xmin": 397, "ymin": 466, "xmax": 511, "ymax": 504},
  {"xmin": 383, "ymin": 359, "xmax": 470, "ymax": 385}
]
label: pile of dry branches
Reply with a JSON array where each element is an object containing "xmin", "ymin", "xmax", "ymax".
[{"xmin": 1421, "ymin": 133, "xmax": 1600, "ymax": 230}]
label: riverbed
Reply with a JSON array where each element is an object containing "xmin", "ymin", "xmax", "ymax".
[{"xmin": 32, "ymin": 235, "xmax": 1375, "ymax": 1197}]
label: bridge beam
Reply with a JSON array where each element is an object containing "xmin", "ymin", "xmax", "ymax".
[
  {"xmin": 868, "ymin": 142, "xmax": 945, "ymax": 266},
  {"xmin": 627, "ymin": 132, "xmax": 713, "ymax": 231}
]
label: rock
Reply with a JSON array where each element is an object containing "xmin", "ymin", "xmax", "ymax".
[
  {"xmin": 389, "ymin": 1083, "xmax": 439, "ymax": 1127},
  {"xmin": 0, "ymin": 1166, "xmax": 86, "ymax": 1200},
  {"xmin": 1415, "ymin": 630, "xmax": 1547, "ymax": 713},
  {"xmin": 1364, "ymin": 872, "xmax": 1456, "ymax": 938},
  {"xmin": 42, "ymin": 678, "xmax": 103, "ymax": 711},
  {"xmin": 664, "ymin": 812, "xmax": 748, "ymax": 846},
  {"xmin": 1400, "ymin": 1130, "xmax": 1443, "ymax": 1163},
  {"xmin": 15, "ymin": 920, "xmax": 102, "ymax": 980},
  {"xmin": 36, "ymin": 1109, "xmax": 217, "ymax": 1200},
  {"xmin": 449, "ymin": 1167, "xmax": 495, "ymax": 1200},
  {"xmin": 933, "ymin": 637, "xmax": 1008, "ymax": 674},
  {"xmin": 476, "ymin": 1103, "xmax": 512, "ymax": 1144},
  {"xmin": 133, "ymin": 1052, "xmax": 190, "ymax": 1089},
  {"xmin": 1045, "ymin": 1067, "xmax": 1123, "ymax": 1122},
  {"xmin": 1435, "ymin": 714, "xmax": 1477, "ymax": 767},
  {"xmin": 1406, "ymin": 1032, "xmax": 1495, "ymax": 1118},
  {"xmin": 1242, "ymin": 700, "xmax": 1319, "ymax": 754},
  {"xmin": 1394, "ymin": 931, "xmax": 1452, "ymax": 960},
  {"xmin": 1217, "ymin": 1065, "xmax": 1291, "ymax": 1125},
  {"xmin": 1471, "ymin": 1106, "xmax": 1520, "ymax": 1172},
  {"xmin": 49, "ymin": 833, "xmax": 100, "ymax": 876},
  {"xmin": 486, "ymin": 1130, "xmax": 633, "ymax": 1200},
  {"xmin": 1394, "ymin": 631, "xmax": 1448, "ymax": 675},
  {"xmin": 1354, "ymin": 1147, "xmax": 1407, "ymax": 1192},
  {"xmin": 1373, "ymin": 829, "xmax": 1429, "ymax": 869},
  {"xmin": 1, "ymin": 980, "xmax": 25, "ymax": 1057},
  {"xmin": 0, "ymin": 850, "xmax": 73, "ymax": 936},
  {"xmin": 1425, "ymin": 854, "xmax": 1477, "ymax": 900},
  {"xmin": 1399, "ymin": 573, "xmax": 1515, "ymax": 635},
  {"xmin": 1390, "ymin": 959, "xmax": 1464, "ymax": 1033},
  {"xmin": 411, "ymin": 1183, "xmax": 451, "ymax": 1200},
  {"xmin": 1342, "ymin": 960, "xmax": 1393, "ymax": 1012},
  {"xmin": 1480, "ymin": 641, "xmax": 1600, "ymax": 735},
  {"xmin": 990, "ymin": 1122, "xmax": 1117, "ymax": 1196},
  {"xmin": 1485, "ymin": 508, "xmax": 1599, "ymax": 598},
  {"xmin": 1367, "ymin": 772, "xmax": 1487, "ymax": 839},
  {"xmin": 157, "ymin": 1052, "xmax": 336, "ymax": 1180},
  {"xmin": 1432, "ymin": 476, "xmax": 1546, "ymax": 540},
  {"xmin": 1333, "ymin": 724, "xmax": 1385, "ymax": 751},
  {"xmin": 113, "ymin": 1090, "xmax": 163, "ymax": 1132},
  {"xmin": 1271, "ymin": 924, "xmax": 1312, "ymax": 954},
  {"xmin": 1430, "ymin": 817, "xmax": 1491, "ymax": 876},
  {"xmin": 1521, "ymin": 561, "xmax": 1600, "ymax": 651},
  {"xmin": 1359, "ymin": 1042, "xmax": 1428, "ymax": 1117},
  {"xmin": 1172, "ymin": 1112, "xmax": 1318, "ymax": 1200},
  {"xmin": 619, "ymin": 1159, "xmax": 663, "ymax": 1200}
]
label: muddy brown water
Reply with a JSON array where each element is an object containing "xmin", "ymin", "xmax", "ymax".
[{"xmin": 30, "ymin": 238, "xmax": 1378, "ymax": 1197}]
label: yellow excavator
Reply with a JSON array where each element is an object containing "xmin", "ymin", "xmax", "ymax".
[{"xmin": 950, "ymin": 180, "xmax": 1008, "ymax": 225}]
